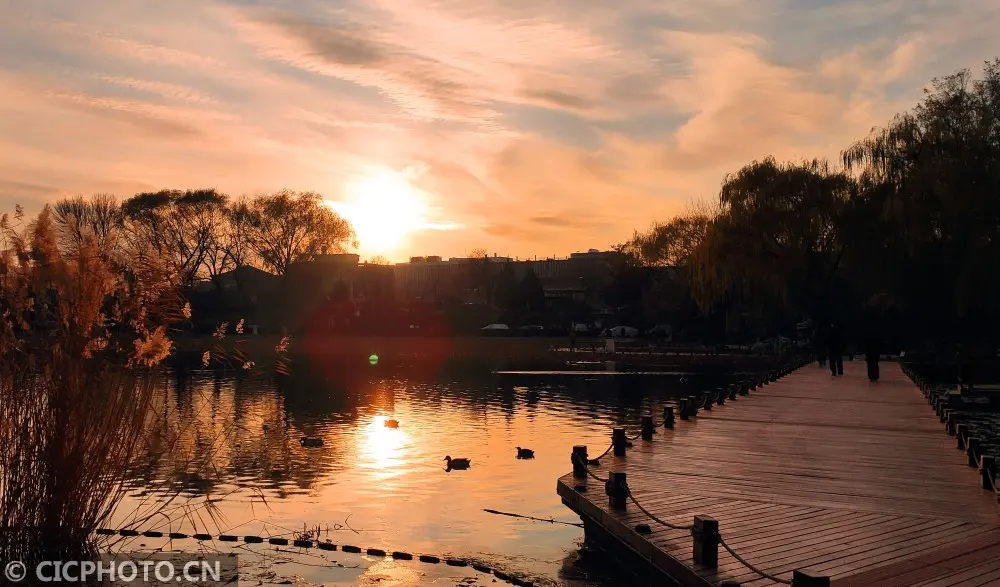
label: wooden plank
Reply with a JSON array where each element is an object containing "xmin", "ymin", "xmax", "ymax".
[{"xmin": 557, "ymin": 362, "xmax": 1000, "ymax": 586}]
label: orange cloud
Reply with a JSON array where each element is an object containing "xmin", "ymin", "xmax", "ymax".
[{"xmin": 1, "ymin": 0, "xmax": 1000, "ymax": 259}]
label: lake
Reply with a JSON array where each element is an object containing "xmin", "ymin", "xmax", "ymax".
[{"xmin": 108, "ymin": 363, "xmax": 742, "ymax": 586}]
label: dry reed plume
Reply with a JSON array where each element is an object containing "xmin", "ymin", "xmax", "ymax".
[{"xmin": 0, "ymin": 204, "xmax": 188, "ymax": 563}]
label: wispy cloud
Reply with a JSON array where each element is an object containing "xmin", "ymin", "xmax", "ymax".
[{"xmin": 1, "ymin": 0, "xmax": 999, "ymax": 257}]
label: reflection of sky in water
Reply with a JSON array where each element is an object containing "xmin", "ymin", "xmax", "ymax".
[{"xmin": 111, "ymin": 368, "xmax": 735, "ymax": 585}]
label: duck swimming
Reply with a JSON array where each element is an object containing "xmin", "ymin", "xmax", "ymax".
[
  {"xmin": 516, "ymin": 447, "xmax": 535, "ymax": 459},
  {"xmin": 444, "ymin": 456, "xmax": 471, "ymax": 470},
  {"xmin": 384, "ymin": 419, "xmax": 399, "ymax": 428},
  {"xmin": 300, "ymin": 437, "xmax": 324, "ymax": 448}
]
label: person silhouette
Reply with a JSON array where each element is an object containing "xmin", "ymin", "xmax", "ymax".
[
  {"xmin": 864, "ymin": 331, "xmax": 881, "ymax": 382},
  {"xmin": 826, "ymin": 324, "xmax": 844, "ymax": 376}
]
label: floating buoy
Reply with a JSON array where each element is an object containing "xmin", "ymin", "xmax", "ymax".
[
  {"xmin": 385, "ymin": 419, "xmax": 399, "ymax": 428},
  {"xmin": 369, "ymin": 354, "xmax": 379, "ymax": 365}
]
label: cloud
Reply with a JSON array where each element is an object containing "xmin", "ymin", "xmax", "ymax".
[{"xmin": 2, "ymin": 0, "xmax": 1000, "ymax": 259}]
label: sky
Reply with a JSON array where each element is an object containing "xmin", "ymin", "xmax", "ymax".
[{"xmin": 1, "ymin": 0, "xmax": 999, "ymax": 261}]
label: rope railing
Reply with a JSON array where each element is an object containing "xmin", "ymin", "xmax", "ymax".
[
  {"xmin": 719, "ymin": 536, "xmax": 793, "ymax": 584},
  {"xmin": 566, "ymin": 359, "xmax": 818, "ymax": 586}
]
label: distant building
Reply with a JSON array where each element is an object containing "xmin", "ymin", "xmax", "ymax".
[
  {"xmin": 189, "ymin": 249, "xmax": 625, "ymax": 332},
  {"xmin": 391, "ymin": 249, "xmax": 622, "ymax": 307}
]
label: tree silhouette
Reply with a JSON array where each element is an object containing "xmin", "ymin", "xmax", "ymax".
[
  {"xmin": 242, "ymin": 190, "xmax": 355, "ymax": 275},
  {"xmin": 122, "ymin": 189, "xmax": 228, "ymax": 287}
]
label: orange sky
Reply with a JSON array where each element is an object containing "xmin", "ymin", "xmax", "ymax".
[{"xmin": 2, "ymin": 1, "xmax": 999, "ymax": 261}]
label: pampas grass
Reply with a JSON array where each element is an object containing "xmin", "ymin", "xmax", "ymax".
[{"xmin": 0, "ymin": 203, "xmax": 194, "ymax": 564}]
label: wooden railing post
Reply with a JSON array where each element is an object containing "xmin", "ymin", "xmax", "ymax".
[
  {"xmin": 968, "ymin": 437, "xmax": 981, "ymax": 468},
  {"xmin": 702, "ymin": 393, "xmax": 713, "ymax": 411},
  {"xmin": 606, "ymin": 471, "xmax": 627, "ymax": 510},
  {"xmin": 572, "ymin": 445, "xmax": 588, "ymax": 479},
  {"xmin": 692, "ymin": 515, "xmax": 718, "ymax": 568},
  {"xmin": 678, "ymin": 398, "xmax": 690, "ymax": 420},
  {"xmin": 612, "ymin": 428, "xmax": 627, "ymax": 457},
  {"xmin": 663, "ymin": 406, "xmax": 675, "ymax": 429},
  {"xmin": 716, "ymin": 388, "xmax": 726, "ymax": 405},
  {"xmin": 981, "ymin": 455, "xmax": 996, "ymax": 491},
  {"xmin": 688, "ymin": 395, "xmax": 700, "ymax": 416},
  {"xmin": 641, "ymin": 416, "xmax": 655, "ymax": 441}
]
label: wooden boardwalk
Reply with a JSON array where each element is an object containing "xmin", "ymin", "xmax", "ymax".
[{"xmin": 557, "ymin": 361, "xmax": 1000, "ymax": 586}]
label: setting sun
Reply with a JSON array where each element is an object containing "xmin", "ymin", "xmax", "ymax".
[{"xmin": 331, "ymin": 170, "xmax": 429, "ymax": 256}]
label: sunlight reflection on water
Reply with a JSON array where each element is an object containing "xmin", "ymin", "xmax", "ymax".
[{"xmin": 111, "ymin": 367, "xmax": 737, "ymax": 586}]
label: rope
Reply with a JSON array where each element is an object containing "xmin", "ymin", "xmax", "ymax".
[
  {"xmin": 719, "ymin": 535, "xmax": 792, "ymax": 584},
  {"xmin": 625, "ymin": 492, "xmax": 693, "ymax": 531},
  {"xmin": 572, "ymin": 454, "xmax": 609, "ymax": 483},
  {"xmin": 482, "ymin": 509, "xmax": 584, "ymax": 528},
  {"xmin": 594, "ymin": 442, "xmax": 615, "ymax": 460}
]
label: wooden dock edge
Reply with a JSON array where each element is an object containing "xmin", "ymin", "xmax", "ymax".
[{"xmin": 557, "ymin": 479, "xmax": 714, "ymax": 587}]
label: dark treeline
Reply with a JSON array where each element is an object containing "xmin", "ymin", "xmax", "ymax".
[
  {"xmin": 55, "ymin": 188, "xmax": 354, "ymax": 287},
  {"xmin": 7, "ymin": 59, "xmax": 1000, "ymax": 355},
  {"xmin": 618, "ymin": 59, "xmax": 1000, "ymax": 358}
]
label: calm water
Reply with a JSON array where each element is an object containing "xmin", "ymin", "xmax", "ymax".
[{"xmin": 109, "ymin": 364, "xmax": 739, "ymax": 586}]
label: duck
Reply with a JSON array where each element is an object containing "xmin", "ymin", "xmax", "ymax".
[
  {"xmin": 384, "ymin": 419, "xmax": 399, "ymax": 428},
  {"xmin": 444, "ymin": 456, "xmax": 471, "ymax": 470},
  {"xmin": 300, "ymin": 437, "xmax": 324, "ymax": 448},
  {"xmin": 516, "ymin": 447, "xmax": 535, "ymax": 459}
]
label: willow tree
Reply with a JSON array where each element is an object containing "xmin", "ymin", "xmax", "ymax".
[
  {"xmin": 843, "ymin": 59, "xmax": 1000, "ymax": 345},
  {"xmin": 690, "ymin": 158, "xmax": 855, "ymax": 334}
]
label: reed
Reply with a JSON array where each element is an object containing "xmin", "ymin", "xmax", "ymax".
[{"xmin": 0, "ymin": 204, "xmax": 190, "ymax": 563}]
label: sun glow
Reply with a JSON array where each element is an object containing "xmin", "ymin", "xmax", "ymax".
[{"xmin": 331, "ymin": 170, "xmax": 430, "ymax": 256}]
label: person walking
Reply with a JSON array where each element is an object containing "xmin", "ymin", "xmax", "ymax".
[
  {"xmin": 826, "ymin": 324, "xmax": 844, "ymax": 376},
  {"xmin": 864, "ymin": 331, "xmax": 882, "ymax": 382}
]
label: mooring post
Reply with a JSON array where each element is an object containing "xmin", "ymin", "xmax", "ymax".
[
  {"xmin": 720, "ymin": 582, "xmax": 741, "ymax": 587},
  {"xmin": 572, "ymin": 445, "xmax": 588, "ymax": 478},
  {"xmin": 739, "ymin": 381, "xmax": 750, "ymax": 395},
  {"xmin": 728, "ymin": 384, "xmax": 738, "ymax": 400},
  {"xmin": 791, "ymin": 569, "xmax": 830, "ymax": 587},
  {"xmin": 692, "ymin": 515, "xmax": 718, "ymax": 568},
  {"xmin": 981, "ymin": 455, "xmax": 996, "ymax": 491},
  {"xmin": 678, "ymin": 398, "xmax": 689, "ymax": 420},
  {"xmin": 956, "ymin": 424, "xmax": 967, "ymax": 449},
  {"xmin": 716, "ymin": 388, "xmax": 726, "ymax": 405},
  {"xmin": 688, "ymin": 395, "xmax": 699, "ymax": 416},
  {"xmin": 663, "ymin": 406, "xmax": 675, "ymax": 429},
  {"xmin": 641, "ymin": 416, "xmax": 655, "ymax": 441},
  {"xmin": 702, "ymin": 392, "xmax": 713, "ymax": 410},
  {"xmin": 612, "ymin": 428, "xmax": 627, "ymax": 457},
  {"xmin": 606, "ymin": 471, "xmax": 627, "ymax": 509},
  {"xmin": 968, "ymin": 437, "xmax": 981, "ymax": 467},
  {"xmin": 947, "ymin": 411, "xmax": 957, "ymax": 436}
]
